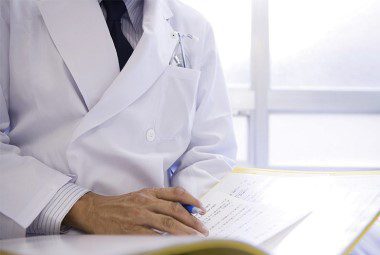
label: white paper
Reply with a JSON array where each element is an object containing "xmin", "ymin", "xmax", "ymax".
[
  {"xmin": 197, "ymin": 172, "xmax": 380, "ymax": 255},
  {"xmin": 197, "ymin": 174, "xmax": 313, "ymax": 245},
  {"xmin": 272, "ymin": 174, "xmax": 380, "ymax": 255}
]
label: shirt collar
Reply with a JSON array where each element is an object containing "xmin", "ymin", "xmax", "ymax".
[{"xmin": 99, "ymin": 0, "xmax": 144, "ymax": 33}]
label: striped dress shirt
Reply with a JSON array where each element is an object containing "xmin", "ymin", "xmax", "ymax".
[
  {"xmin": 100, "ymin": 0, "xmax": 144, "ymax": 49},
  {"xmin": 27, "ymin": 0, "xmax": 144, "ymax": 235}
]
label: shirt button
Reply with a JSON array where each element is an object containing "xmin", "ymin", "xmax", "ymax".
[{"xmin": 146, "ymin": 128, "xmax": 156, "ymax": 142}]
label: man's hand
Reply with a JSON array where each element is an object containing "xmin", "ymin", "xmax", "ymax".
[{"xmin": 63, "ymin": 187, "xmax": 209, "ymax": 236}]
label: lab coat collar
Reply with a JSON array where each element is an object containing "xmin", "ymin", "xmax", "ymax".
[
  {"xmin": 38, "ymin": 0, "xmax": 120, "ymax": 110},
  {"xmin": 37, "ymin": 0, "xmax": 176, "ymax": 142}
]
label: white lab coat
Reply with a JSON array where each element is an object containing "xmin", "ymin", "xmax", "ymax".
[{"xmin": 0, "ymin": 0, "xmax": 237, "ymax": 238}]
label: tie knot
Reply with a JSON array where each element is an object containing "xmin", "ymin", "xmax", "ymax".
[{"xmin": 103, "ymin": 0, "xmax": 127, "ymax": 21}]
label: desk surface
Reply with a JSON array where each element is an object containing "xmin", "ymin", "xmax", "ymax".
[{"xmin": 0, "ymin": 235, "xmax": 204, "ymax": 255}]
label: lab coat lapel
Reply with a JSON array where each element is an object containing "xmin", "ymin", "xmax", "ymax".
[
  {"xmin": 38, "ymin": 0, "xmax": 120, "ymax": 110},
  {"xmin": 70, "ymin": 0, "xmax": 178, "ymax": 142}
]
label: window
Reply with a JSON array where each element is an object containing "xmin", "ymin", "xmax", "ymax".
[
  {"xmin": 181, "ymin": 0, "xmax": 252, "ymax": 89},
  {"xmin": 182, "ymin": 0, "xmax": 380, "ymax": 170},
  {"xmin": 269, "ymin": 0, "xmax": 380, "ymax": 90}
]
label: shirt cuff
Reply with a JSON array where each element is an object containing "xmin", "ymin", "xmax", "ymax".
[{"xmin": 27, "ymin": 182, "xmax": 89, "ymax": 235}]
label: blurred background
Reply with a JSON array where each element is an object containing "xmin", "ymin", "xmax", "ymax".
[{"xmin": 182, "ymin": 0, "xmax": 380, "ymax": 170}]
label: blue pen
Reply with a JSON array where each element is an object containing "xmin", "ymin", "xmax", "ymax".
[{"xmin": 182, "ymin": 204, "xmax": 203, "ymax": 215}]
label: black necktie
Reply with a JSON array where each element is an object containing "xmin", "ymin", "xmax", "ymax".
[{"xmin": 102, "ymin": 0, "xmax": 134, "ymax": 70}]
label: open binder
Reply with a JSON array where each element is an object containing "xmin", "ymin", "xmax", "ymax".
[
  {"xmin": 0, "ymin": 168, "xmax": 379, "ymax": 255},
  {"xmin": 195, "ymin": 167, "xmax": 380, "ymax": 255}
]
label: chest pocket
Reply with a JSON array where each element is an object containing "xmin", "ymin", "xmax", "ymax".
[{"xmin": 154, "ymin": 65, "xmax": 201, "ymax": 141}]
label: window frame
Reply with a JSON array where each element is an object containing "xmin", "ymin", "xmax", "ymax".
[{"xmin": 229, "ymin": 0, "xmax": 380, "ymax": 170}]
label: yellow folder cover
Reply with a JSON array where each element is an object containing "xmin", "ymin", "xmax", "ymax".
[{"xmin": 146, "ymin": 240, "xmax": 268, "ymax": 255}]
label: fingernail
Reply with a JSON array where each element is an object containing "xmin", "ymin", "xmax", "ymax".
[
  {"xmin": 201, "ymin": 225, "xmax": 209, "ymax": 236},
  {"xmin": 196, "ymin": 231, "xmax": 206, "ymax": 237},
  {"xmin": 192, "ymin": 207, "xmax": 205, "ymax": 215},
  {"xmin": 199, "ymin": 204, "xmax": 206, "ymax": 214}
]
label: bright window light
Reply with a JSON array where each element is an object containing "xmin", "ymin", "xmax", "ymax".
[
  {"xmin": 269, "ymin": 0, "xmax": 380, "ymax": 89},
  {"xmin": 181, "ymin": 0, "xmax": 252, "ymax": 88},
  {"xmin": 269, "ymin": 114, "xmax": 380, "ymax": 168}
]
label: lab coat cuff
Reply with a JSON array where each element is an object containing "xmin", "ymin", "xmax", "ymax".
[{"xmin": 27, "ymin": 183, "xmax": 89, "ymax": 235}]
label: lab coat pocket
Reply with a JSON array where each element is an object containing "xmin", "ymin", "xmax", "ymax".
[{"xmin": 155, "ymin": 66, "xmax": 201, "ymax": 141}]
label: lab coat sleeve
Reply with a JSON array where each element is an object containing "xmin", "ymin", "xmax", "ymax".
[
  {"xmin": 171, "ymin": 22, "xmax": 237, "ymax": 198},
  {"xmin": 0, "ymin": 3, "xmax": 71, "ymax": 239}
]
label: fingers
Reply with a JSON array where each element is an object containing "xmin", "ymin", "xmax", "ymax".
[
  {"xmin": 150, "ymin": 201, "xmax": 208, "ymax": 236},
  {"xmin": 153, "ymin": 187, "xmax": 206, "ymax": 213},
  {"xmin": 144, "ymin": 212, "xmax": 205, "ymax": 236}
]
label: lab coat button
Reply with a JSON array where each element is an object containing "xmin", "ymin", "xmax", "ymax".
[{"xmin": 146, "ymin": 129, "xmax": 156, "ymax": 142}]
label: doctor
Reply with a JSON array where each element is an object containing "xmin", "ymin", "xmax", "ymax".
[{"xmin": 0, "ymin": 0, "xmax": 237, "ymax": 238}]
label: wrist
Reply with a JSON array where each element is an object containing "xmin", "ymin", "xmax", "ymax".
[{"xmin": 63, "ymin": 191, "xmax": 96, "ymax": 233}]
